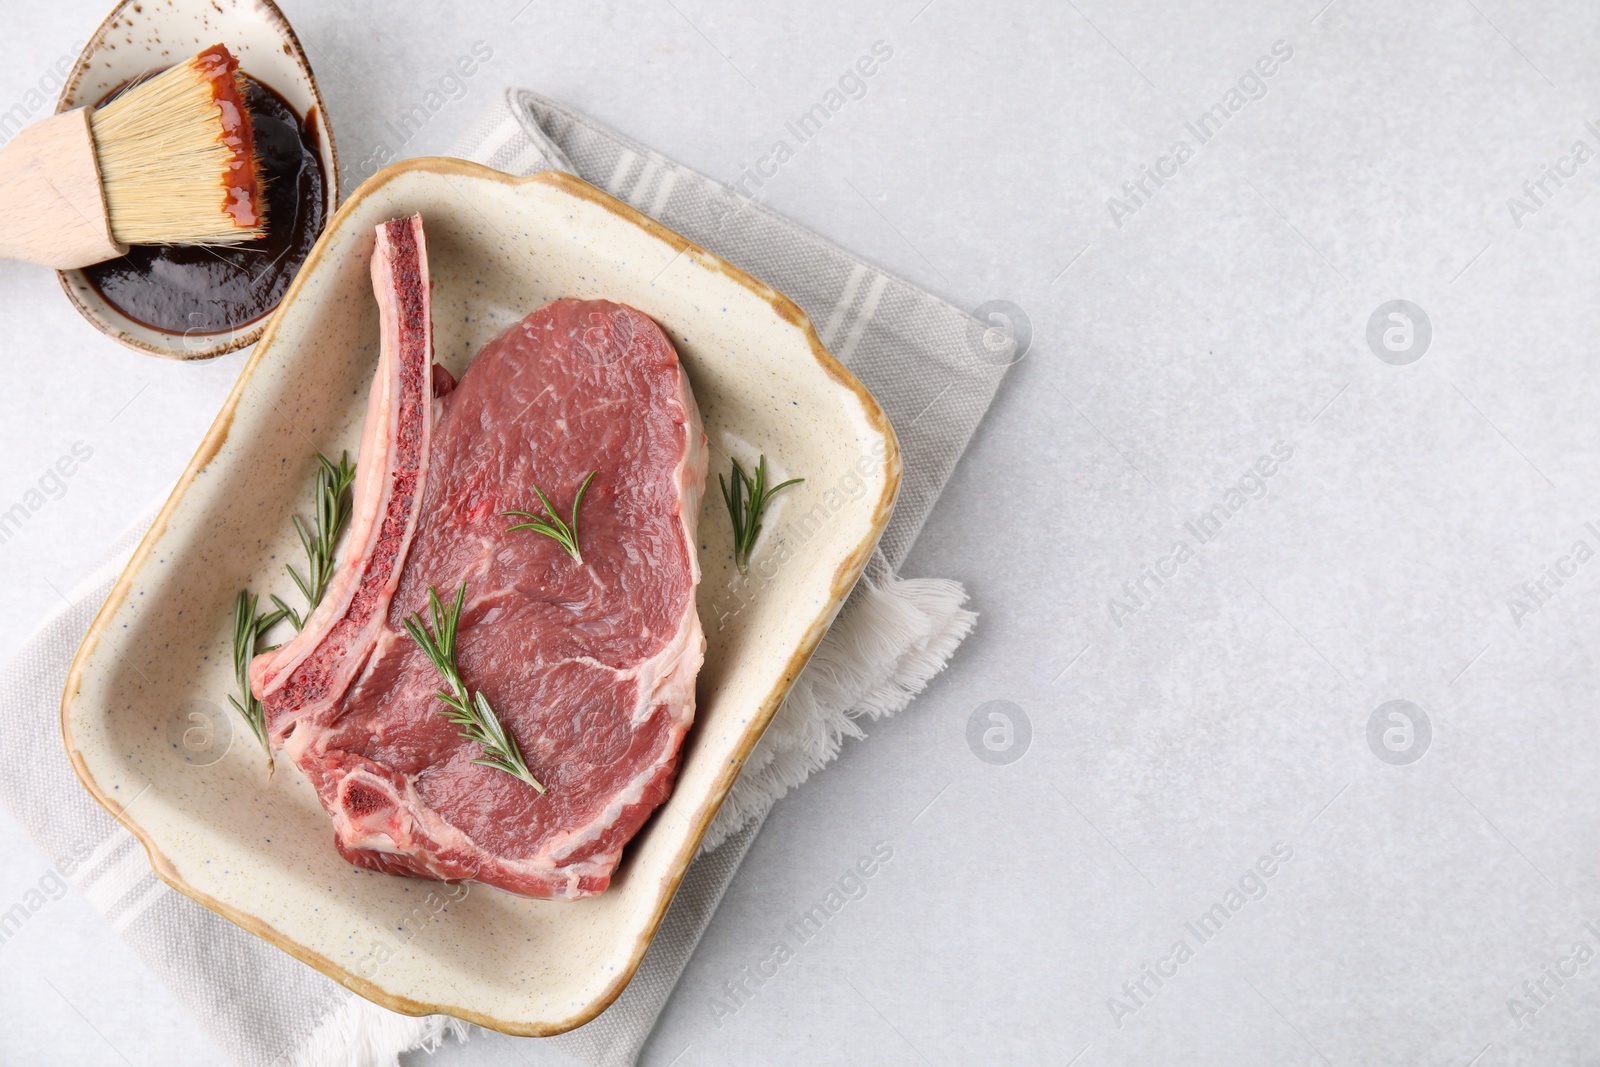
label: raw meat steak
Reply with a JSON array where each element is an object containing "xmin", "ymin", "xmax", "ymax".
[{"xmin": 252, "ymin": 216, "xmax": 708, "ymax": 900}]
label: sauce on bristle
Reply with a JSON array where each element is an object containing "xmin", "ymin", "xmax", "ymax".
[{"xmin": 190, "ymin": 44, "xmax": 262, "ymax": 230}]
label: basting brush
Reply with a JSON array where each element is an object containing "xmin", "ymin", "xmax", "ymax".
[{"xmin": 0, "ymin": 43, "xmax": 263, "ymax": 269}]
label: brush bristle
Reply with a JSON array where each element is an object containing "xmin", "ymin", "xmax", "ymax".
[{"xmin": 88, "ymin": 44, "xmax": 264, "ymax": 247}]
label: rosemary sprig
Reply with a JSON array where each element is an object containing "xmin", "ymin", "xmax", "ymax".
[
  {"xmin": 229, "ymin": 590, "xmax": 285, "ymax": 773},
  {"xmin": 721, "ymin": 454, "xmax": 803, "ymax": 574},
  {"xmin": 273, "ymin": 451, "xmax": 358, "ymax": 629},
  {"xmin": 505, "ymin": 470, "xmax": 596, "ymax": 564},
  {"xmin": 403, "ymin": 583, "xmax": 547, "ymax": 794}
]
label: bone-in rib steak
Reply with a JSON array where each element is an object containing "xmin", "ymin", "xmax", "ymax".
[{"xmin": 251, "ymin": 215, "xmax": 708, "ymax": 899}]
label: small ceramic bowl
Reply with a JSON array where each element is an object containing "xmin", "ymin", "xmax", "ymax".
[{"xmin": 55, "ymin": 0, "xmax": 340, "ymax": 359}]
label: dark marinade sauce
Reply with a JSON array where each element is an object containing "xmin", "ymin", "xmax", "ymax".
[{"xmin": 83, "ymin": 75, "xmax": 326, "ymax": 336}]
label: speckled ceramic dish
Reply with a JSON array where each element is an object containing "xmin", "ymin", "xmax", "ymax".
[
  {"xmin": 60, "ymin": 159, "xmax": 899, "ymax": 1034},
  {"xmin": 56, "ymin": 0, "xmax": 340, "ymax": 359}
]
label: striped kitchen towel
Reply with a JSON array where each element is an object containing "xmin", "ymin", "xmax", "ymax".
[{"xmin": 0, "ymin": 88, "xmax": 1014, "ymax": 1067}]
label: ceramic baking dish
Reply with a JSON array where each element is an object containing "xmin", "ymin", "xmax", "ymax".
[{"xmin": 60, "ymin": 159, "xmax": 899, "ymax": 1034}]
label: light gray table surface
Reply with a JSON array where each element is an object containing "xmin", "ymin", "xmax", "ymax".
[{"xmin": 4, "ymin": 0, "xmax": 1599, "ymax": 1064}]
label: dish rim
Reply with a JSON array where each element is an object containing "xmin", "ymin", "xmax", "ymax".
[{"xmin": 58, "ymin": 157, "xmax": 902, "ymax": 1034}]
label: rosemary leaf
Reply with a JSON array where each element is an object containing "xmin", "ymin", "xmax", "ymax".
[
  {"xmin": 403, "ymin": 583, "xmax": 547, "ymax": 794},
  {"xmin": 223, "ymin": 452, "xmax": 356, "ymax": 776},
  {"xmin": 505, "ymin": 470, "xmax": 596, "ymax": 564},
  {"xmin": 269, "ymin": 594, "xmax": 302, "ymax": 631},
  {"xmin": 229, "ymin": 590, "xmax": 284, "ymax": 774},
  {"xmin": 721, "ymin": 454, "xmax": 803, "ymax": 574},
  {"xmin": 284, "ymin": 451, "xmax": 357, "ymax": 629}
]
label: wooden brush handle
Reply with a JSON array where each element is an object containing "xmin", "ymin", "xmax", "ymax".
[{"xmin": 0, "ymin": 108, "xmax": 126, "ymax": 269}]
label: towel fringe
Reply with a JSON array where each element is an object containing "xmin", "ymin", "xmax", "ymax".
[
  {"xmin": 700, "ymin": 571, "xmax": 976, "ymax": 852},
  {"xmin": 287, "ymin": 996, "xmax": 468, "ymax": 1067}
]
